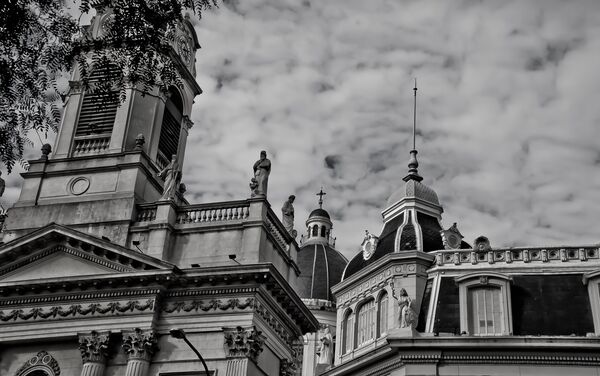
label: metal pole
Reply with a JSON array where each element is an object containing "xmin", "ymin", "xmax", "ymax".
[{"xmin": 181, "ymin": 335, "xmax": 211, "ymax": 375}]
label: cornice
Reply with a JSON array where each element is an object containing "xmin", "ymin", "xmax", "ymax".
[{"xmin": 0, "ymin": 288, "xmax": 161, "ymax": 306}]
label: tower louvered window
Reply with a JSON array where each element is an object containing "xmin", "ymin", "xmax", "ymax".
[
  {"xmin": 157, "ymin": 89, "xmax": 183, "ymax": 168},
  {"xmin": 75, "ymin": 68, "xmax": 119, "ymax": 137},
  {"xmin": 72, "ymin": 66, "xmax": 120, "ymax": 155}
]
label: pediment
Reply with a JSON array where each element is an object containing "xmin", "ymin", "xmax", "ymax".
[
  {"xmin": 0, "ymin": 223, "xmax": 175, "ymax": 283},
  {"xmin": 1, "ymin": 249, "xmax": 118, "ymax": 282}
]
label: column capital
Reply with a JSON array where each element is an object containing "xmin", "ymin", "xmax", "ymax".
[
  {"xmin": 78, "ymin": 331, "xmax": 111, "ymax": 364},
  {"xmin": 122, "ymin": 328, "xmax": 159, "ymax": 361},
  {"xmin": 223, "ymin": 326, "xmax": 265, "ymax": 362}
]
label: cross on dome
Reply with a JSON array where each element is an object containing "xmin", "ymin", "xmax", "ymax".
[{"xmin": 316, "ymin": 187, "xmax": 326, "ymax": 209}]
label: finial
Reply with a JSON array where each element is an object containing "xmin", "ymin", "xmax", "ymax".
[
  {"xmin": 316, "ymin": 187, "xmax": 326, "ymax": 209},
  {"xmin": 403, "ymin": 78, "xmax": 423, "ymax": 182}
]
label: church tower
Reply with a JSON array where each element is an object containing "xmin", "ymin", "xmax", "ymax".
[
  {"xmin": 2, "ymin": 9, "xmax": 201, "ymax": 245},
  {"xmin": 296, "ymin": 189, "xmax": 348, "ymax": 375}
]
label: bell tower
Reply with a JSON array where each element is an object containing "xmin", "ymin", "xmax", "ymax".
[{"xmin": 3, "ymin": 8, "xmax": 202, "ymax": 245}]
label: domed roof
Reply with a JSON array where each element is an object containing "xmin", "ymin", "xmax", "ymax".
[
  {"xmin": 309, "ymin": 208, "xmax": 330, "ymax": 219},
  {"xmin": 386, "ymin": 179, "xmax": 440, "ymax": 208},
  {"xmin": 297, "ymin": 241, "xmax": 347, "ymax": 301}
]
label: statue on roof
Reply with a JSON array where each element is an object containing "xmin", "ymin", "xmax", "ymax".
[
  {"xmin": 251, "ymin": 150, "xmax": 271, "ymax": 197},
  {"xmin": 281, "ymin": 195, "xmax": 295, "ymax": 236},
  {"xmin": 390, "ymin": 282, "xmax": 418, "ymax": 329},
  {"xmin": 157, "ymin": 154, "xmax": 180, "ymax": 201}
]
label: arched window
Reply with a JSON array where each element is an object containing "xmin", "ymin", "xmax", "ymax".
[
  {"xmin": 356, "ymin": 299, "xmax": 376, "ymax": 346},
  {"xmin": 378, "ymin": 291, "xmax": 389, "ymax": 336},
  {"xmin": 320, "ymin": 226, "xmax": 326, "ymax": 237},
  {"xmin": 312, "ymin": 225, "xmax": 318, "ymax": 237},
  {"xmin": 157, "ymin": 88, "xmax": 183, "ymax": 168},
  {"xmin": 15, "ymin": 351, "xmax": 60, "ymax": 376},
  {"xmin": 342, "ymin": 309, "xmax": 354, "ymax": 354}
]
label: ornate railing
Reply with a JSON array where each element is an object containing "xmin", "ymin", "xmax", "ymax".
[
  {"xmin": 135, "ymin": 205, "xmax": 157, "ymax": 222},
  {"xmin": 433, "ymin": 246, "xmax": 600, "ymax": 267},
  {"xmin": 176, "ymin": 202, "xmax": 250, "ymax": 224},
  {"xmin": 72, "ymin": 134, "xmax": 111, "ymax": 155}
]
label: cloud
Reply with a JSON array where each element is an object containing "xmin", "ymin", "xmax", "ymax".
[{"xmin": 3, "ymin": 0, "xmax": 599, "ymax": 261}]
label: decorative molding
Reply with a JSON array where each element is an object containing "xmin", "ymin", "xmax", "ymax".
[
  {"xmin": 254, "ymin": 299, "xmax": 296, "ymax": 348},
  {"xmin": 122, "ymin": 328, "xmax": 159, "ymax": 361},
  {"xmin": 280, "ymin": 359, "xmax": 297, "ymax": 376},
  {"xmin": 433, "ymin": 246, "xmax": 600, "ymax": 268},
  {"xmin": 182, "ymin": 115, "xmax": 194, "ymax": 130},
  {"xmin": 79, "ymin": 331, "xmax": 111, "ymax": 363},
  {"xmin": 16, "ymin": 350, "xmax": 61, "ymax": 376},
  {"xmin": 166, "ymin": 287, "xmax": 258, "ymax": 297},
  {"xmin": 0, "ymin": 299, "xmax": 155, "ymax": 322},
  {"xmin": 0, "ymin": 289, "xmax": 161, "ymax": 306},
  {"xmin": 442, "ymin": 353, "xmax": 600, "ymax": 366},
  {"xmin": 266, "ymin": 216, "xmax": 288, "ymax": 253},
  {"xmin": 223, "ymin": 326, "xmax": 266, "ymax": 362},
  {"xmin": 162, "ymin": 297, "xmax": 254, "ymax": 313}
]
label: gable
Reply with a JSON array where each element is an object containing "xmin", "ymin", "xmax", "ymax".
[
  {"xmin": 0, "ymin": 224, "xmax": 176, "ymax": 283},
  {"xmin": 1, "ymin": 251, "xmax": 117, "ymax": 282}
]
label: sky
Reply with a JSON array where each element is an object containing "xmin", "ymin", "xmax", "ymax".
[{"xmin": 4, "ymin": 0, "xmax": 600, "ymax": 261}]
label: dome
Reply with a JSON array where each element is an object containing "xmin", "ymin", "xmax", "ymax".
[
  {"xmin": 296, "ymin": 242, "xmax": 347, "ymax": 301},
  {"xmin": 309, "ymin": 208, "xmax": 330, "ymax": 219},
  {"xmin": 386, "ymin": 179, "xmax": 440, "ymax": 208}
]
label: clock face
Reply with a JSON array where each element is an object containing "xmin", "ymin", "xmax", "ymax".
[
  {"xmin": 177, "ymin": 37, "xmax": 191, "ymax": 65},
  {"xmin": 447, "ymin": 234, "xmax": 460, "ymax": 248}
]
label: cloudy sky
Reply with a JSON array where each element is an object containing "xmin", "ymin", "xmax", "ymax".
[{"xmin": 4, "ymin": 0, "xmax": 600, "ymax": 260}]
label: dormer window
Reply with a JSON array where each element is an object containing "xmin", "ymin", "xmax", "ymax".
[{"xmin": 456, "ymin": 272, "xmax": 513, "ymax": 336}]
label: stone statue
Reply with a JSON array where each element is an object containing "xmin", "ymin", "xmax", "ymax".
[
  {"xmin": 157, "ymin": 154, "xmax": 179, "ymax": 201},
  {"xmin": 249, "ymin": 178, "xmax": 259, "ymax": 197},
  {"xmin": 135, "ymin": 134, "xmax": 145, "ymax": 150},
  {"xmin": 252, "ymin": 150, "xmax": 271, "ymax": 197},
  {"xmin": 316, "ymin": 326, "xmax": 333, "ymax": 366},
  {"xmin": 281, "ymin": 195, "xmax": 295, "ymax": 235},
  {"xmin": 390, "ymin": 282, "xmax": 418, "ymax": 329}
]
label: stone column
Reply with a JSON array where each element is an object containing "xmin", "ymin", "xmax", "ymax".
[
  {"xmin": 122, "ymin": 328, "xmax": 159, "ymax": 376},
  {"xmin": 78, "ymin": 331, "xmax": 111, "ymax": 376},
  {"xmin": 223, "ymin": 326, "xmax": 265, "ymax": 376}
]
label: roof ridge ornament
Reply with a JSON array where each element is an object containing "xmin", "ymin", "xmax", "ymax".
[{"xmin": 403, "ymin": 78, "xmax": 423, "ymax": 183}]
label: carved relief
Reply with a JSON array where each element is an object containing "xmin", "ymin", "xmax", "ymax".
[
  {"xmin": 280, "ymin": 359, "xmax": 297, "ymax": 376},
  {"xmin": 79, "ymin": 331, "xmax": 111, "ymax": 363},
  {"xmin": 223, "ymin": 326, "xmax": 266, "ymax": 362},
  {"xmin": 16, "ymin": 351, "xmax": 61, "ymax": 376},
  {"xmin": 162, "ymin": 297, "xmax": 254, "ymax": 313},
  {"xmin": 122, "ymin": 328, "xmax": 159, "ymax": 361},
  {"xmin": 0, "ymin": 299, "xmax": 155, "ymax": 323}
]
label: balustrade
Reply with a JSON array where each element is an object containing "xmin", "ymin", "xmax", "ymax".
[
  {"xmin": 433, "ymin": 246, "xmax": 599, "ymax": 267},
  {"xmin": 176, "ymin": 204, "xmax": 250, "ymax": 224},
  {"xmin": 73, "ymin": 135, "xmax": 111, "ymax": 155}
]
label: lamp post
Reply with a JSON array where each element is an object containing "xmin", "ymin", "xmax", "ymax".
[{"xmin": 170, "ymin": 328, "xmax": 211, "ymax": 375}]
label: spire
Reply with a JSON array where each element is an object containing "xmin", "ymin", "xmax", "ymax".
[
  {"xmin": 316, "ymin": 187, "xmax": 326, "ymax": 209},
  {"xmin": 403, "ymin": 78, "xmax": 423, "ymax": 182}
]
